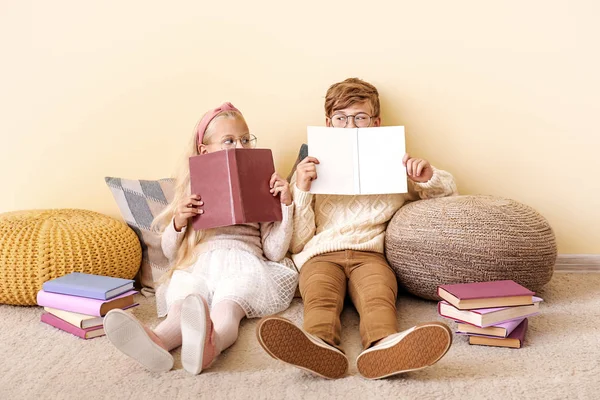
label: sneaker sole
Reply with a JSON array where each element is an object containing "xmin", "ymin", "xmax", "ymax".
[
  {"xmin": 181, "ymin": 295, "xmax": 209, "ymax": 375},
  {"xmin": 357, "ymin": 322, "xmax": 453, "ymax": 380},
  {"xmin": 256, "ymin": 317, "xmax": 348, "ymax": 379},
  {"xmin": 104, "ymin": 309, "xmax": 173, "ymax": 373}
]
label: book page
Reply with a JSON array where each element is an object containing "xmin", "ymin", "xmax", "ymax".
[
  {"xmin": 307, "ymin": 126, "xmax": 359, "ymax": 195},
  {"xmin": 357, "ymin": 126, "xmax": 407, "ymax": 194}
]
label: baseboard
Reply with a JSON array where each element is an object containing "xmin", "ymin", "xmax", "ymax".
[{"xmin": 554, "ymin": 254, "xmax": 600, "ymax": 273}]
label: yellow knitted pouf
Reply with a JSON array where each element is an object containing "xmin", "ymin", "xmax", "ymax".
[{"xmin": 0, "ymin": 209, "xmax": 142, "ymax": 305}]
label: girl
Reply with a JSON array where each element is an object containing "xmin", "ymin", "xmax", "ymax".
[{"xmin": 104, "ymin": 102, "xmax": 298, "ymax": 375}]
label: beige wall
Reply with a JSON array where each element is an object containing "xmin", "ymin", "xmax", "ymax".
[{"xmin": 2, "ymin": 1, "xmax": 599, "ymax": 253}]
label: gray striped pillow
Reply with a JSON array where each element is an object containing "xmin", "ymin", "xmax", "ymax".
[{"xmin": 105, "ymin": 177, "xmax": 175, "ymax": 295}]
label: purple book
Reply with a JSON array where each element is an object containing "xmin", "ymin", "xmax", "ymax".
[
  {"xmin": 468, "ymin": 318, "xmax": 529, "ymax": 348},
  {"xmin": 37, "ymin": 290, "xmax": 138, "ymax": 317},
  {"xmin": 42, "ymin": 272, "xmax": 134, "ymax": 300},
  {"xmin": 438, "ymin": 297, "xmax": 542, "ymax": 327}
]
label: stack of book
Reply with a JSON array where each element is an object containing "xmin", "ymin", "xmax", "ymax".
[
  {"xmin": 37, "ymin": 272, "xmax": 138, "ymax": 340},
  {"xmin": 437, "ymin": 280, "xmax": 542, "ymax": 348}
]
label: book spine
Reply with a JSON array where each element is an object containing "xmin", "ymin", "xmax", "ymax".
[
  {"xmin": 229, "ymin": 149, "xmax": 244, "ymax": 223},
  {"xmin": 189, "ymin": 156, "xmax": 200, "ymax": 230}
]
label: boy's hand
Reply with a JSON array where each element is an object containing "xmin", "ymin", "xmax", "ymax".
[
  {"xmin": 270, "ymin": 172, "xmax": 292, "ymax": 206},
  {"xmin": 295, "ymin": 157, "xmax": 320, "ymax": 192},
  {"xmin": 403, "ymin": 153, "xmax": 434, "ymax": 183},
  {"xmin": 174, "ymin": 194, "xmax": 203, "ymax": 231}
]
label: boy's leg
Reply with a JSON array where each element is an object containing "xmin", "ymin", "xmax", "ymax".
[
  {"xmin": 348, "ymin": 251, "xmax": 452, "ymax": 380},
  {"xmin": 256, "ymin": 252, "xmax": 349, "ymax": 379},
  {"xmin": 299, "ymin": 252, "xmax": 347, "ymax": 349},
  {"xmin": 347, "ymin": 251, "xmax": 399, "ymax": 349}
]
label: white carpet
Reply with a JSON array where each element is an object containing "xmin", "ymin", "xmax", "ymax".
[{"xmin": 1, "ymin": 273, "xmax": 599, "ymax": 400}]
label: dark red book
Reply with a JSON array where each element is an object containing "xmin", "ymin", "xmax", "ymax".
[
  {"xmin": 437, "ymin": 280, "xmax": 535, "ymax": 309},
  {"xmin": 468, "ymin": 318, "xmax": 528, "ymax": 348},
  {"xmin": 189, "ymin": 148, "xmax": 282, "ymax": 230}
]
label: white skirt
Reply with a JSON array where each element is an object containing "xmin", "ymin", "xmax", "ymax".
[{"xmin": 156, "ymin": 249, "xmax": 298, "ymax": 319}]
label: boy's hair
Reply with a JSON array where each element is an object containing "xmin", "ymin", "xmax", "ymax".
[{"xmin": 324, "ymin": 78, "xmax": 380, "ymax": 117}]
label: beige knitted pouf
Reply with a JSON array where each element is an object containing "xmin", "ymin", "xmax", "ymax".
[
  {"xmin": 385, "ymin": 195, "xmax": 557, "ymax": 300},
  {"xmin": 0, "ymin": 209, "xmax": 142, "ymax": 305}
]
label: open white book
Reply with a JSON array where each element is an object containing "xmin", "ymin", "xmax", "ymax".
[{"xmin": 307, "ymin": 126, "xmax": 407, "ymax": 195}]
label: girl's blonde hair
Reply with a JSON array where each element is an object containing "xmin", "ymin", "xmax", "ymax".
[{"xmin": 151, "ymin": 110, "xmax": 245, "ymax": 283}]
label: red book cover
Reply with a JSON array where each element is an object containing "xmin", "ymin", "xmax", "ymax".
[
  {"xmin": 437, "ymin": 280, "xmax": 535, "ymax": 300},
  {"xmin": 41, "ymin": 312, "xmax": 105, "ymax": 340},
  {"xmin": 189, "ymin": 148, "xmax": 283, "ymax": 230}
]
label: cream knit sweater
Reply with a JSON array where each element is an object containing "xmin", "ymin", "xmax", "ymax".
[{"xmin": 290, "ymin": 167, "xmax": 458, "ymax": 268}]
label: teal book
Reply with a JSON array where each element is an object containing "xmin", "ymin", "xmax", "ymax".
[{"xmin": 42, "ymin": 272, "xmax": 134, "ymax": 300}]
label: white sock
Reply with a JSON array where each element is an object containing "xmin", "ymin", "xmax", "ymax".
[
  {"xmin": 153, "ymin": 300, "xmax": 184, "ymax": 351},
  {"xmin": 210, "ymin": 300, "xmax": 245, "ymax": 354}
]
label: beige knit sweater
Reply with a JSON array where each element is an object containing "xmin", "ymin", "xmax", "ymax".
[{"xmin": 290, "ymin": 167, "xmax": 458, "ymax": 268}]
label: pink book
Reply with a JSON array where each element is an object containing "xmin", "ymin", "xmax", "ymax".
[
  {"xmin": 468, "ymin": 318, "xmax": 529, "ymax": 348},
  {"xmin": 37, "ymin": 290, "xmax": 138, "ymax": 317},
  {"xmin": 438, "ymin": 297, "xmax": 542, "ymax": 327},
  {"xmin": 437, "ymin": 280, "xmax": 535, "ymax": 309},
  {"xmin": 41, "ymin": 312, "xmax": 105, "ymax": 340}
]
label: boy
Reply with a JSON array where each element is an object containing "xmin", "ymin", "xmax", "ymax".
[{"xmin": 257, "ymin": 78, "xmax": 458, "ymax": 379}]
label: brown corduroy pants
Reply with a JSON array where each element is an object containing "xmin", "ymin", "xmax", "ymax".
[{"xmin": 298, "ymin": 250, "xmax": 399, "ymax": 350}]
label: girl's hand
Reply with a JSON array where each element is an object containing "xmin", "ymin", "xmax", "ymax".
[
  {"xmin": 270, "ymin": 173, "xmax": 292, "ymax": 206},
  {"xmin": 295, "ymin": 156, "xmax": 320, "ymax": 192},
  {"xmin": 402, "ymin": 153, "xmax": 434, "ymax": 183},
  {"xmin": 174, "ymin": 194, "xmax": 203, "ymax": 231}
]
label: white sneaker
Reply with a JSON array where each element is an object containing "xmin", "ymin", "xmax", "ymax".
[
  {"xmin": 104, "ymin": 309, "xmax": 174, "ymax": 373},
  {"xmin": 356, "ymin": 322, "xmax": 452, "ymax": 379}
]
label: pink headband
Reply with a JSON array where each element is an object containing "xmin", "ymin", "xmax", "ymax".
[{"xmin": 196, "ymin": 102, "xmax": 241, "ymax": 145}]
